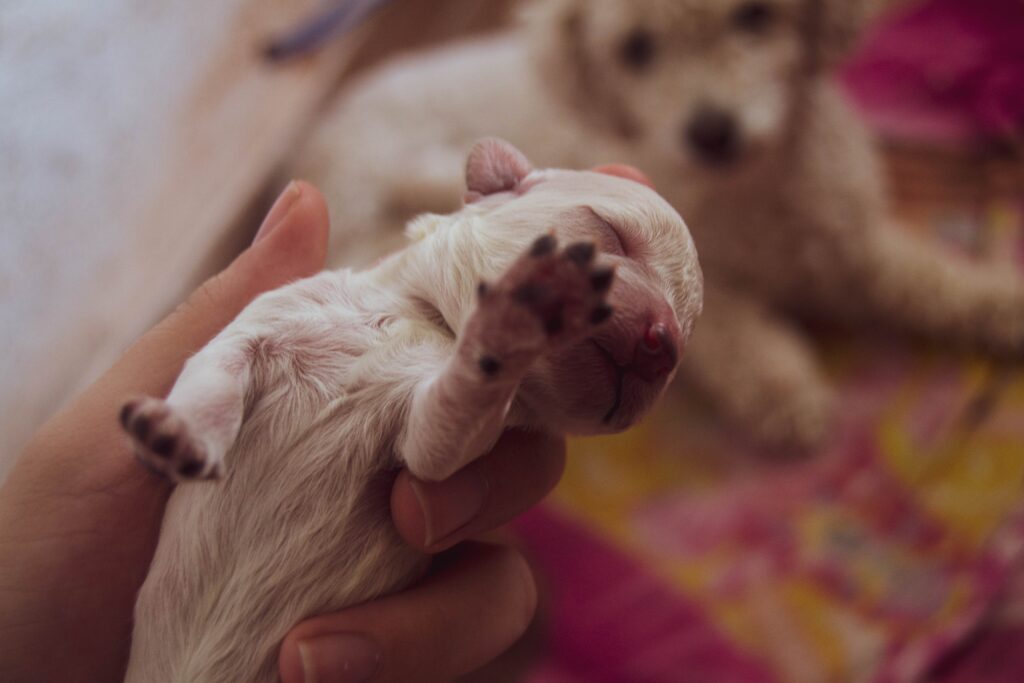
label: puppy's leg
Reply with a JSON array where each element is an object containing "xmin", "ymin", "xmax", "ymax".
[
  {"xmin": 850, "ymin": 225, "xmax": 1024, "ymax": 355},
  {"xmin": 400, "ymin": 235, "xmax": 615, "ymax": 481},
  {"xmin": 120, "ymin": 334, "xmax": 251, "ymax": 482},
  {"xmin": 681, "ymin": 286, "xmax": 835, "ymax": 452}
]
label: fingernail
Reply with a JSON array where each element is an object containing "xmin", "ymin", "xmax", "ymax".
[
  {"xmin": 411, "ymin": 468, "xmax": 489, "ymax": 547},
  {"xmin": 298, "ymin": 633, "xmax": 380, "ymax": 683},
  {"xmin": 254, "ymin": 181, "xmax": 303, "ymax": 245}
]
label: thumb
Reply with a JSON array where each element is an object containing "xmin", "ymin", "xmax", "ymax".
[
  {"xmin": 13, "ymin": 180, "xmax": 330, "ymax": 504},
  {"xmin": 280, "ymin": 543, "xmax": 537, "ymax": 683},
  {"xmin": 0, "ymin": 182, "xmax": 331, "ymax": 683}
]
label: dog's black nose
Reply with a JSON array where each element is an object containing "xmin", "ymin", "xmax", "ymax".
[{"xmin": 684, "ymin": 108, "xmax": 740, "ymax": 165}]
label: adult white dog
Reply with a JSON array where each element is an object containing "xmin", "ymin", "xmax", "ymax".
[{"xmin": 296, "ymin": 0, "xmax": 1024, "ymax": 450}]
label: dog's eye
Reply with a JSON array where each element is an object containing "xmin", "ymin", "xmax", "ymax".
[
  {"xmin": 590, "ymin": 214, "xmax": 628, "ymax": 256},
  {"xmin": 618, "ymin": 29, "xmax": 656, "ymax": 71},
  {"xmin": 732, "ymin": 2, "xmax": 776, "ymax": 33}
]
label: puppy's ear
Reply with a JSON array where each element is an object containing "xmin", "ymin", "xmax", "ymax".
[
  {"xmin": 464, "ymin": 138, "xmax": 533, "ymax": 200},
  {"xmin": 808, "ymin": 0, "xmax": 913, "ymax": 70},
  {"xmin": 521, "ymin": 0, "xmax": 640, "ymax": 139}
]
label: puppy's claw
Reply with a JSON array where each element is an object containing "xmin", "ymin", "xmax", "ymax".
[
  {"xmin": 530, "ymin": 234, "xmax": 557, "ymax": 257},
  {"xmin": 477, "ymin": 281, "xmax": 489, "ymax": 299},
  {"xmin": 119, "ymin": 402, "xmax": 135, "ymax": 429},
  {"xmin": 590, "ymin": 305, "xmax": 614, "ymax": 325},
  {"xmin": 122, "ymin": 397, "xmax": 217, "ymax": 483},
  {"xmin": 565, "ymin": 242, "xmax": 596, "ymax": 266},
  {"xmin": 152, "ymin": 436, "xmax": 175, "ymax": 458},
  {"xmin": 479, "ymin": 355, "xmax": 502, "ymax": 377},
  {"xmin": 590, "ymin": 267, "xmax": 615, "ymax": 292},
  {"xmin": 133, "ymin": 414, "xmax": 151, "ymax": 441},
  {"xmin": 177, "ymin": 459, "xmax": 204, "ymax": 478}
]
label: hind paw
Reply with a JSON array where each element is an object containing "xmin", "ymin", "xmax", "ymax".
[{"xmin": 120, "ymin": 397, "xmax": 220, "ymax": 482}]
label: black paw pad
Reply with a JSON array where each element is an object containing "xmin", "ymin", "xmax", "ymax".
[
  {"xmin": 530, "ymin": 234, "xmax": 557, "ymax": 257},
  {"xmin": 590, "ymin": 267, "xmax": 615, "ymax": 291},
  {"xmin": 133, "ymin": 415, "xmax": 151, "ymax": 440},
  {"xmin": 544, "ymin": 315, "xmax": 564, "ymax": 335},
  {"xmin": 514, "ymin": 283, "xmax": 547, "ymax": 305},
  {"xmin": 479, "ymin": 355, "xmax": 503, "ymax": 377},
  {"xmin": 152, "ymin": 436, "xmax": 176, "ymax": 458},
  {"xmin": 177, "ymin": 459, "xmax": 204, "ymax": 478},
  {"xmin": 119, "ymin": 403, "xmax": 134, "ymax": 429},
  {"xmin": 565, "ymin": 242, "xmax": 596, "ymax": 266},
  {"xmin": 590, "ymin": 305, "xmax": 614, "ymax": 325}
]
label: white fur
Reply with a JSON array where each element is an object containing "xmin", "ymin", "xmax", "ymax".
[
  {"xmin": 294, "ymin": 0, "xmax": 1024, "ymax": 449},
  {"xmin": 122, "ymin": 145, "xmax": 702, "ymax": 683}
]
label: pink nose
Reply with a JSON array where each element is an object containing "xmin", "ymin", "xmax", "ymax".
[{"xmin": 632, "ymin": 322, "xmax": 679, "ymax": 382}]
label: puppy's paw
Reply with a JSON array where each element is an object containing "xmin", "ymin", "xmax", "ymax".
[
  {"xmin": 474, "ymin": 235, "xmax": 615, "ymax": 375},
  {"xmin": 989, "ymin": 287, "xmax": 1024, "ymax": 358},
  {"xmin": 748, "ymin": 385, "xmax": 836, "ymax": 456},
  {"xmin": 511, "ymin": 234, "xmax": 615, "ymax": 336},
  {"xmin": 120, "ymin": 397, "xmax": 220, "ymax": 482}
]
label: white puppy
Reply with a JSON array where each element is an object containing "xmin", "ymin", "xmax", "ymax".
[
  {"xmin": 295, "ymin": 0, "xmax": 1024, "ymax": 449},
  {"xmin": 119, "ymin": 139, "xmax": 703, "ymax": 683}
]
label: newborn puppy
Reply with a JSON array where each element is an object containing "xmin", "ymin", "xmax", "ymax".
[{"xmin": 119, "ymin": 139, "xmax": 703, "ymax": 683}]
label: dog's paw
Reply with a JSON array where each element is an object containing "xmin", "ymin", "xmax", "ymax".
[
  {"xmin": 474, "ymin": 234, "xmax": 615, "ymax": 375},
  {"xmin": 748, "ymin": 385, "xmax": 836, "ymax": 456},
  {"xmin": 991, "ymin": 287, "xmax": 1024, "ymax": 358},
  {"xmin": 119, "ymin": 397, "xmax": 220, "ymax": 482}
]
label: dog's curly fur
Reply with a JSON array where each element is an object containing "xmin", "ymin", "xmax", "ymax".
[{"xmin": 294, "ymin": 0, "xmax": 1024, "ymax": 450}]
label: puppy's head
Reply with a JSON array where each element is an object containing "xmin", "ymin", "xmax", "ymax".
[
  {"xmin": 525, "ymin": 0, "xmax": 896, "ymax": 171},
  {"xmin": 452, "ymin": 138, "xmax": 703, "ymax": 435}
]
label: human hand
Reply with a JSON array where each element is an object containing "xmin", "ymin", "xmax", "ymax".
[
  {"xmin": 0, "ymin": 180, "xmax": 564, "ymax": 683},
  {"xmin": 0, "ymin": 181, "xmax": 329, "ymax": 682},
  {"xmin": 279, "ymin": 430, "xmax": 565, "ymax": 683}
]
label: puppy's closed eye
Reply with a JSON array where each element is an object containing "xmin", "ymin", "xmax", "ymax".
[{"xmin": 585, "ymin": 208, "xmax": 628, "ymax": 257}]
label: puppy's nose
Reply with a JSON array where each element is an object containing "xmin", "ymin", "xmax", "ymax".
[
  {"xmin": 632, "ymin": 322, "xmax": 679, "ymax": 382},
  {"xmin": 684, "ymin": 107, "xmax": 740, "ymax": 165}
]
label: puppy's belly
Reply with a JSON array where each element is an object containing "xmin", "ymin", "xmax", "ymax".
[{"xmin": 125, "ymin": 437, "xmax": 427, "ymax": 683}]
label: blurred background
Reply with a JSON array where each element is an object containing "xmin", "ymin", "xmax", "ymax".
[{"xmin": 2, "ymin": 0, "xmax": 1022, "ymax": 681}]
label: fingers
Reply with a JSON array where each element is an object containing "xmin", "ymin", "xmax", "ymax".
[
  {"xmin": 391, "ymin": 430, "xmax": 566, "ymax": 552},
  {"xmin": 592, "ymin": 163, "xmax": 656, "ymax": 189},
  {"xmin": 280, "ymin": 542, "xmax": 537, "ymax": 683}
]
